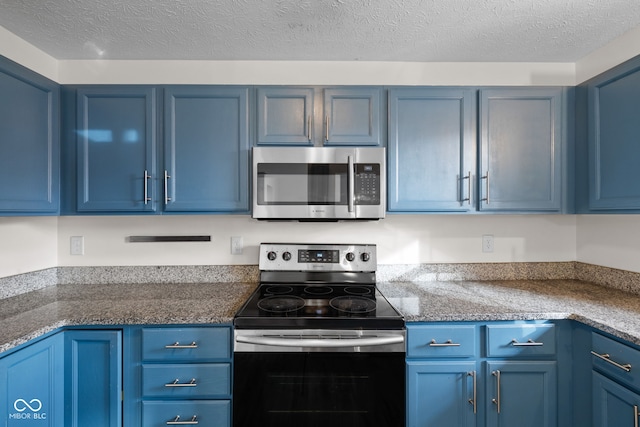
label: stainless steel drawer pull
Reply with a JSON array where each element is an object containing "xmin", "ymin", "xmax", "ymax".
[
  {"xmin": 634, "ymin": 404, "xmax": 639, "ymax": 427},
  {"xmin": 165, "ymin": 341, "xmax": 198, "ymax": 349},
  {"xmin": 591, "ymin": 350, "xmax": 632, "ymax": 372},
  {"xmin": 511, "ymin": 338, "xmax": 544, "ymax": 347},
  {"xmin": 167, "ymin": 415, "xmax": 198, "ymax": 425},
  {"xmin": 165, "ymin": 378, "xmax": 197, "ymax": 387},
  {"xmin": 429, "ymin": 339, "xmax": 461, "ymax": 347}
]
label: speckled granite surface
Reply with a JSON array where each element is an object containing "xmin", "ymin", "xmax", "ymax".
[
  {"xmin": 4, "ymin": 262, "xmax": 640, "ymax": 354},
  {"xmin": 0, "ymin": 282, "xmax": 256, "ymax": 353},
  {"xmin": 377, "ymin": 279, "xmax": 640, "ymax": 346}
]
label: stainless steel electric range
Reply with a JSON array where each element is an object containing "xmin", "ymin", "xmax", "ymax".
[{"xmin": 233, "ymin": 243, "xmax": 405, "ymax": 427}]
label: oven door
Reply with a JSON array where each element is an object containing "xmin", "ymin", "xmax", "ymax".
[
  {"xmin": 252, "ymin": 147, "xmax": 385, "ymax": 220},
  {"xmin": 233, "ymin": 352, "xmax": 404, "ymax": 427}
]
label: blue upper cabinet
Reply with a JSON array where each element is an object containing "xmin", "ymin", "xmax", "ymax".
[
  {"xmin": 164, "ymin": 86, "xmax": 250, "ymax": 212},
  {"xmin": 587, "ymin": 57, "xmax": 640, "ymax": 211},
  {"xmin": 0, "ymin": 56, "xmax": 59, "ymax": 215},
  {"xmin": 388, "ymin": 88, "xmax": 476, "ymax": 212},
  {"xmin": 256, "ymin": 87, "xmax": 314, "ymax": 145},
  {"xmin": 256, "ymin": 86, "xmax": 384, "ymax": 146},
  {"xmin": 323, "ymin": 87, "xmax": 382, "ymax": 146},
  {"xmin": 479, "ymin": 88, "xmax": 565, "ymax": 212},
  {"xmin": 76, "ymin": 86, "xmax": 158, "ymax": 212}
]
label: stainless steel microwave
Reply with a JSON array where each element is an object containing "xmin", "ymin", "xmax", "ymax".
[{"xmin": 252, "ymin": 147, "xmax": 386, "ymax": 220}]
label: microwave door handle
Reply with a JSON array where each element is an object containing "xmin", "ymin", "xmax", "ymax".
[{"xmin": 348, "ymin": 155, "xmax": 355, "ymax": 213}]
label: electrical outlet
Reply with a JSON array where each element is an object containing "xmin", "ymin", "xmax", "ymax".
[
  {"xmin": 482, "ymin": 235, "xmax": 494, "ymax": 253},
  {"xmin": 231, "ymin": 236, "xmax": 243, "ymax": 255},
  {"xmin": 70, "ymin": 236, "xmax": 84, "ymax": 255}
]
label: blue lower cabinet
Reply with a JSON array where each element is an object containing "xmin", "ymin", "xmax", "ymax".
[
  {"xmin": 142, "ymin": 400, "xmax": 230, "ymax": 427},
  {"xmin": 0, "ymin": 333, "xmax": 64, "ymax": 426},
  {"xmin": 141, "ymin": 363, "xmax": 231, "ymax": 398},
  {"xmin": 407, "ymin": 361, "xmax": 478, "ymax": 427},
  {"xmin": 593, "ymin": 371, "xmax": 640, "ymax": 427},
  {"xmin": 485, "ymin": 361, "xmax": 557, "ymax": 427},
  {"xmin": 64, "ymin": 330, "xmax": 122, "ymax": 427}
]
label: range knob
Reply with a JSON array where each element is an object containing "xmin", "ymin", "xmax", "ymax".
[
  {"xmin": 345, "ymin": 252, "xmax": 356, "ymax": 262},
  {"xmin": 267, "ymin": 251, "xmax": 277, "ymax": 261},
  {"xmin": 361, "ymin": 252, "xmax": 371, "ymax": 262},
  {"xmin": 282, "ymin": 251, "xmax": 292, "ymax": 261}
]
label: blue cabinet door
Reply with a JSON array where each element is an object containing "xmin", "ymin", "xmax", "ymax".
[
  {"xmin": 0, "ymin": 333, "xmax": 64, "ymax": 426},
  {"xmin": 256, "ymin": 87, "xmax": 314, "ymax": 145},
  {"xmin": 64, "ymin": 330, "xmax": 122, "ymax": 427},
  {"xmin": 479, "ymin": 88, "xmax": 563, "ymax": 212},
  {"xmin": 588, "ymin": 59, "xmax": 640, "ymax": 211},
  {"xmin": 323, "ymin": 87, "xmax": 383, "ymax": 146},
  {"xmin": 593, "ymin": 371, "xmax": 640, "ymax": 427},
  {"xmin": 0, "ymin": 57, "xmax": 59, "ymax": 214},
  {"xmin": 76, "ymin": 86, "xmax": 158, "ymax": 212},
  {"xmin": 407, "ymin": 361, "xmax": 477, "ymax": 427},
  {"xmin": 388, "ymin": 88, "xmax": 476, "ymax": 212},
  {"xmin": 164, "ymin": 86, "xmax": 250, "ymax": 212},
  {"xmin": 486, "ymin": 361, "xmax": 557, "ymax": 427}
]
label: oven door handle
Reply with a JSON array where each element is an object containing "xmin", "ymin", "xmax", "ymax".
[{"xmin": 235, "ymin": 335, "xmax": 404, "ymax": 348}]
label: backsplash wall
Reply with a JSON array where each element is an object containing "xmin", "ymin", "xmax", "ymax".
[{"xmin": 54, "ymin": 214, "xmax": 577, "ymax": 268}]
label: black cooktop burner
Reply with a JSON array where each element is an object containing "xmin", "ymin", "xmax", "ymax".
[
  {"xmin": 330, "ymin": 296, "xmax": 377, "ymax": 314},
  {"xmin": 234, "ymin": 283, "xmax": 404, "ymax": 329},
  {"xmin": 257, "ymin": 296, "xmax": 305, "ymax": 313}
]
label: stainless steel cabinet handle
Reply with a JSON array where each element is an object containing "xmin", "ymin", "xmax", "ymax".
[
  {"xmin": 164, "ymin": 170, "xmax": 171, "ymax": 204},
  {"xmin": 461, "ymin": 171, "xmax": 471, "ymax": 204},
  {"xmin": 165, "ymin": 378, "xmax": 197, "ymax": 387},
  {"xmin": 591, "ymin": 350, "xmax": 632, "ymax": 372},
  {"xmin": 166, "ymin": 415, "xmax": 198, "ymax": 425},
  {"xmin": 325, "ymin": 115, "xmax": 329, "ymax": 142},
  {"xmin": 165, "ymin": 341, "xmax": 198, "ymax": 349},
  {"xmin": 481, "ymin": 171, "xmax": 490, "ymax": 204},
  {"xmin": 492, "ymin": 370, "xmax": 501, "ymax": 413},
  {"xmin": 348, "ymin": 155, "xmax": 355, "ymax": 213},
  {"xmin": 511, "ymin": 338, "xmax": 543, "ymax": 347},
  {"xmin": 634, "ymin": 404, "xmax": 639, "ymax": 427},
  {"xmin": 307, "ymin": 115, "xmax": 312, "ymax": 142},
  {"xmin": 429, "ymin": 339, "xmax": 461, "ymax": 347},
  {"xmin": 468, "ymin": 371, "xmax": 477, "ymax": 414},
  {"xmin": 144, "ymin": 170, "xmax": 151, "ymax": 205}
]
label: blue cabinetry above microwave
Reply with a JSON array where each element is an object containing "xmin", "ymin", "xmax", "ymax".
[{"xmin": 256, "ymin": 86, "xmax": 384, "ymax": 147}]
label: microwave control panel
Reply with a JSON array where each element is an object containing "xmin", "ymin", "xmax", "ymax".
[{"xmin": 354, "ymin": 164, "xmax": 380, "ymax": 205}]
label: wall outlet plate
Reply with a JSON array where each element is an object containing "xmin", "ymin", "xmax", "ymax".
[
  {"xmin": 482, "ymin": 235, "xmax": 494, "ymax": 253},
  {"xmin": 231, "ymin": 236, "xmax": 243, "ymax": 255}
]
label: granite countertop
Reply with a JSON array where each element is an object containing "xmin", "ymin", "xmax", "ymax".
[
  {"xmin": 0, "ymin": 282, "xmax": 256, "ymax": 353},
  {"xmin": 377, "ymin": 279, "xmax": 640, "ymax": 345},
  {"xmin": 3, "ymin": 278, "xmax": 640, "ymax": 353}
]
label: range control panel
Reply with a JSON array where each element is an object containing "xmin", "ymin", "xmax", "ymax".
[{"xmin": 259, "ymin": 243, "xmax": 377, "ymax": 272}]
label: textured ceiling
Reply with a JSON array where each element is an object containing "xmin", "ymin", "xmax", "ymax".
[{"xmin": 1, "ymin": 0, "xmax": 640, "ymax": 62}]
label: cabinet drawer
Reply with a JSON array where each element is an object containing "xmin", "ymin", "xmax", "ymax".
[
  {"xmin": 142, "ymin": 363, "xmax": 231, "ymax": 398},
  {"xmin": 142, "ymin": 327, "xmax": 231, "ymax": 361},
  {"xmin": 486, "ymin": 323, "xmax": 556, "ymax": 357},
  {"xmin": 407, "ymin": 324, "xmax": 477, "ymax": 358},
  {"xmin": 142, "ymin": 400, "xmax": 230, "ymax": 427},
  {"xmin": 592, "ymin": 333, "xmax": 640, "ymax": 390}
]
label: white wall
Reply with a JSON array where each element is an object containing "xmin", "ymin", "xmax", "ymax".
[
  {"xmin": 576, "ymin": 215, "xmax": 640, "ymax": 274},
  {"xmin": 0, "ymin": 217, "xmax": 58, "ymax": 278},
  {"xmin": 56, "ymin": 215, "xmax": 577, "ymax": 267}
]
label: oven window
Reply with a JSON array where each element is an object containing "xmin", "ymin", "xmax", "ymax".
[
  {"xmin": 233, "ymin": 352, "xmax": 405, "ymax": 427},
  {"xmin": 257, "ymin": 163, "xmax": 348, "ymax": 205}
]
